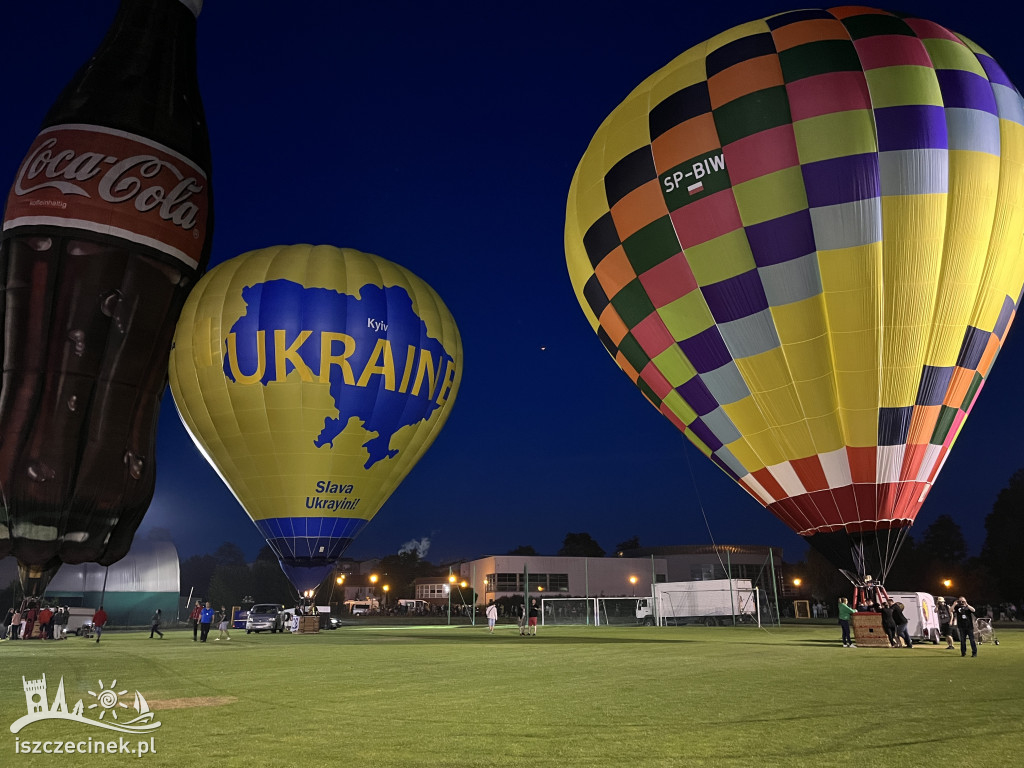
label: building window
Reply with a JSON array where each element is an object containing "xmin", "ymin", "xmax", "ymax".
[
  {"xmin": 494, "ymin": 573, "xmax": 520, "ymax": 591},
  {"xmin": 547, "ymin": 574, "xmax": 569, "ymax": 592}
]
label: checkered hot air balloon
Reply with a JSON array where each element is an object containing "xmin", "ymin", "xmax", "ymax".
[{"xmin": 565, "ymin": 7, "xmax": 1024, "ymax": 584}]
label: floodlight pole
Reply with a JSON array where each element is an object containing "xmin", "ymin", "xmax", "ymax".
[
  {"xmin": 447, "ymin": 566, "xmax": 452, "ymax": 626},
  {"xmin": 648, "ymin": 554, "xmax": 657, "ymax": 627},
  {"xmin": 727, "ymin": 551, "xmax": 736, "ymax": 626},
  {"xmin": 523, "ymin": 563, "xmax": 529, "ymax": 628},
  {"xmin": 769, "ymin": 548, "xmax": 781, "ymax": 626},
  {"xmin": 584, "ymin": 558, "xmax": 589, "ymax": 626}
]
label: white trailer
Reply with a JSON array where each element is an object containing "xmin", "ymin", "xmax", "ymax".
[
  {"xmin": 636, "ymin": 579, "xmax": 756, "ymax": 626},
  {"xmin": 887, "ymin": 591, "xmax": 941, "ymax": 643}
]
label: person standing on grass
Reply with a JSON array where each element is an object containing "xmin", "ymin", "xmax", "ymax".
[
  {"xmin": 199, "ymin": 602, "xmax": 215, "ymax": 642},
  {"xmin": 54, "ymin": 606, "xmax": 69, "ymax": 639},
  {"xmin": 892, "ymin": 601, "xmax": 912, "ymax": 648},
  {"xmin": 150, "ymin": 609, "xmax": 164, "ymax": 639},
  {"xmin": 37, "ymin": 604, "xmax": 53, "ymax": 639},
  {"xmin": 879, "ymin": 600, "xmax": 897, "ymax": 647},
  {"xmin": 837, "ymin": 597, "xmax": 857, "ymax": 647},
  {"xmin": 527, "ymin": 598, "xmax": 539, "ymax": 637},
  {"xmin": 189, "ymin": 600, "xmax": 202, "ymax": 642},
  {"xmin": 92, "ymin": 606, "xmax": 108, "ymax": 644},
  {"xmin": 954, "ymin": 596, "xmax": 978, "ymax": 657},
  {"xmin": 215, "ymin": 606, "xmax": 231, "ymax": 641},
  {"xmin": 936, "ymin": 597, "xmax": 955, "ymax": 649},
  {"xmin": 22, "ymin": 602, "xmax": 38, "ymax": 640},
  {"xmin": 486, "ymin": 600, "xmax": 498, "ymax": 634}
]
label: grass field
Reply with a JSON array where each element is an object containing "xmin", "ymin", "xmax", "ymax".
[{"xmin": 1, "ymin": 621, "xmax": 1020, "ymax": 767}]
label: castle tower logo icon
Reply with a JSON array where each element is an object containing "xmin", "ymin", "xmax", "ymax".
[{"xmin": 11, "ymin": 674, "xmax": 161, "ymax": 735}]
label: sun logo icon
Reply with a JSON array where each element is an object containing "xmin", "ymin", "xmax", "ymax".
[{"xmin": 87, "ymin": 680, "xmax": 129, "ymax": 720}]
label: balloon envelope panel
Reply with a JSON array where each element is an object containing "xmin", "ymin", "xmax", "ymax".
[
  {"xmin": 169, "ymin": 245, "xmax": 462, "ymax": 591},
  {"xmin": 565, "ymin": 7, "xmax": 1024, "ymax": 576}
]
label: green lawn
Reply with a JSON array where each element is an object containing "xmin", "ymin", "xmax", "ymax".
[{"xmin": 1, "ymin": 622, "xmax": 1019, "ymax": 767}]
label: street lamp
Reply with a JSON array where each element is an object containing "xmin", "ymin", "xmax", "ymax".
[
  {"xmin": 629, "ymin": 575, "xmax": 638, "ymax": 597},
  {"xmin": 942, "ymin": 578, "xmax": 953, "ymax": 590},
  {"xmin": 793, "ymin": 578, "xmax": 802, "ymax": 588},
  {"xmin": 383, "ymin": 584, "xmax": 389, "ymax": 610}
]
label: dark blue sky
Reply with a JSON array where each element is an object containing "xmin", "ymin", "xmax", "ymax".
[{"xmin": 2, "ymin": 1, "xmax": 1022, "ymax": 566}]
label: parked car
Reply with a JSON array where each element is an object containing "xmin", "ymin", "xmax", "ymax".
[{"xmin": 245, "ymin": 603, "xmax": 287, "ymax": 634}]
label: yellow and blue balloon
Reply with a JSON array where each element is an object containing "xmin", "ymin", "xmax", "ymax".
[{"xmin": 169, "ymin": 244, "xmax": 462, "ymax": 593}]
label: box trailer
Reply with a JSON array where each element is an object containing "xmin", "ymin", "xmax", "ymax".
[
  {"xmin": 636, "ymin": 579, "xmax": 756, "ymax": 626},
  {"xmin": 887, "ymin": 591, "xmax": 941, "ymax": 644}
]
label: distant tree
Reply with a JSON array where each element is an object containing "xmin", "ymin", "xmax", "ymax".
[
  {"xmin": 179, "ymin": 553, "xmax": 217, "ymax": 599},
  {"xmin": 920, "ymin": 515, "xmax": 967, "ymax": 565},
  {"xmin": 884, "ymin": 534, "xmax": 924, "ymax": 591},
  {"xmin": 212, "ymin": 541, "xmax": 247, "ymax": 567},
  {"xmin": 614, "ymin": 536, "xmax": 641, "ymax": 555},
  {"xmin": 981, "ymin": 468, "xmax": 1024, "ymax": 600},
  {"xmin": 208, "ymin": 564, "xmax": 252, "ymax": 609},
  {"xmin": 375, "ymin": 551, "xmax": 435, "ymax": 600},
  {"xmin": 913, "ymin": 514, "xmax": 968, "ymax": 592},
  {"xmin": 507, "ymin": 545, "xmax": 537, "ymax": 556},
  {"xmin": 255, "ymin": 544, "xmax": 278, "ymax": 563},
  {"xmin": 795, "ymin": 548, "xmax": 850, "ymax": 605},
  {"xmin": 250, "ymin": 559, "xmax": 295, "ymax": 605},
  {"xmin": 558, "ymin": 532, "xmax": 605, "ymax": 558}
]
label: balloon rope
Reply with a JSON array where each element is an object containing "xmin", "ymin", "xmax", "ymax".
[{"xmin": 681, "ymin": 442, "xmax": 727, "ymax": 573}]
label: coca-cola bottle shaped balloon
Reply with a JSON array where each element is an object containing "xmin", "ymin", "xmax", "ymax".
[{"xmin": 0, "ymin": 0, "xmax": 213, "ymax": 594}]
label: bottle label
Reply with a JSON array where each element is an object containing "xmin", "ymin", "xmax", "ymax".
[{"xmin": 2, "ymin": 123, "xmax": 210, "ymax": 271}]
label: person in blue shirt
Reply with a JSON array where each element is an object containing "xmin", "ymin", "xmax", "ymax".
[{"xmin": 199, "ymin": 602, "xmax": 215, "ymax": 642}]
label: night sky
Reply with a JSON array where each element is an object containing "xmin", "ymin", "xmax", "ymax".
[{"xmin": 1, "ymin": 0, "xmax": 1022, "ymax": 568}]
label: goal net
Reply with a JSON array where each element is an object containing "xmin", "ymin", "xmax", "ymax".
[
  {"xmin": 540, "ymin": 598, "xmax": 597, "ymax": 626},
  {"xmin": 596, "ymin": 597, "xmax": 640, "ymax": 626},
  {"xmin": 539, "ymin": 597, "xmax": 642, "ymax": 626}
]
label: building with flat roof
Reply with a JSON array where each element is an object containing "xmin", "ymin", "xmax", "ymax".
[
  {"xmin": 451, "ymin": 545, "xmax": 784, "ymax": 607},
  {"xmin": 454, "ymin": 554, "xmax": 667, "ymax": 604}
]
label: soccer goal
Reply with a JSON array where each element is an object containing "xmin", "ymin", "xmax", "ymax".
[
  {"xmin": 596, "ymin": 597, "xmax": 641, "ymax": 626},
  {"xmin": 540, "ymin": 597, "xmax": 597, "ymax": 626}
]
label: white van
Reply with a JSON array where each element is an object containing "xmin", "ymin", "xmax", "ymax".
[
  {"xmin": 344, "ymin": 599, "xmax": 378, "ymax": 615},
  {"xmin": 888, "ymin": 591, "xmax": 941, "ymax": 643}
]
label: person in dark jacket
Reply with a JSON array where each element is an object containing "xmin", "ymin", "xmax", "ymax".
[
  {"xmin": 954, "ymin": 596, "xmax": 978, "ymax": 657},
  {"xmin": 879, "ymin": 600, "xmax": 897, "ymax": 647},
  {"xmin": 891, "ymin": 602, "xmax": 912, "ymax": 648},
  {"xmin": 150, "ymin": 609, "xmax": 164, "ymax": 639},
  {"xmin": 936, "ymin": 597, "xmax": 955, "ymax": 649}
]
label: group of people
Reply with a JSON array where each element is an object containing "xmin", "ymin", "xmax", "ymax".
[
  {"xmin": 517, "ymin": 598, "xmax": 540, "ymax": 636},
  {"xmin": 838, "ymin": 594, "xmax": 980, "ymax": 655},
  {"xmin": 187, "ymin": 600, "xmax": 232, "ymax": 642},
  {"xmin": 3, "ymin": 603, "xmax": 73, "ymax": 640}
]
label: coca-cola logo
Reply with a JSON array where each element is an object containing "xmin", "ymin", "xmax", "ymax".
[{"xmin": 14, "ymin": 136, "xmax": 204, "ymax": 232}]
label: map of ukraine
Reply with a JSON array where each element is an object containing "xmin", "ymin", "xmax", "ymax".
[{"xmin": 223, "ymin": 279, "xmax": 455, "ymax": 468}]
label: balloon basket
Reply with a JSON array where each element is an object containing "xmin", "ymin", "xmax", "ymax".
[{"xmin": 852, "ymin": 613, "xmax": 889, "ymax": 647}]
